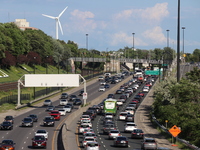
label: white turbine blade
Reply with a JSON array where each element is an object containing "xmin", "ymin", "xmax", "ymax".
[
  {"xmin": 42, "ymin": 14, "xmax": 56, "ymax": 19},
  {"xmin": 58, "ymin": 6, "xmax": 68, "ymax": 18},
  {"xmin": 58, "ymin": 20, "xmax": 63, "ymax": 35}
]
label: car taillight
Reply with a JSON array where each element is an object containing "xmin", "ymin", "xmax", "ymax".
[
  {"xmin": 118, "ymin": 134, "xmax": 120, "ymax": 136},
  {"xmin": 84, "ymin": 141, "xmax": 87, "ymax": 143},
  {"xmin": 109, "ymin": 133, "xmax": 111, "ymax": 135}
]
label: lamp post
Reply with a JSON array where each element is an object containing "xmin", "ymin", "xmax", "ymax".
[
  {"xmin": 166, "ymin": 30, "xmax": 170, "ymax": 48},
  {"xmin": 132, "ymin": 33, "xmax": 135, "ymax": 71},
  {"xmin": 33, "ymin": 57, "xmax": 36, "ymax": 99},
  {"xmin": 177, "ymin": 0, "xmax": 181, "ymax": 82},
  {"xmin": 86, "ymin": 34, "xmax": 89, "ymax": 76},
  {"xmin": 182, "ymin": 27, "xmax": 185, "ymax": 54}
]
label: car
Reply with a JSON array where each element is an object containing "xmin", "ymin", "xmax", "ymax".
[
  {"xmin": 107, "ymin": 94, "xmax": 115, "ymax": 99},
  {"xmin": 110, "ymin": 80, "xmax": 116, "ymax": 84},
  {"xmin": 58, "ymin": 109, "xmax": 66, "ymax": 116},
  {"xmin": 80, "ymin": 115, "xmax": 91, "ymax": 123},
  {"xmin": 43, "ymin": 99, "xmax": 52, "ymax": 106},
  {"xmin": 0, "ymin": 139, "xmax": 15, "ymax": 150},
  {"xmin": 84, "ymin": 132, "xmax": 97, "ymax": 139},
  {"xmin": 79, "ymin": 124, "xmax": 91, "ymax": 134},
  {"xmin": 21, "ymin": 117, "xmax": 33, "ymax": 127},
  {"xmin": 104, "ymin": 113, "xmax": 114, "ymax": 119},
  {"xmin": 46, "ymin": 105, "xmax": 55, "ymax": 111},
  {"xmin": 32, "ymin": 135, "xmax": 47, "ymax": 149},
  {"xmin": 125, "ymin": 114, "xmax": 134, "ymax": 122},
  {"xmin": 108, "ymin": 129, "xmax": 121, "ymax": 139},
  {"xmin": 119, "ymin": 95, "xmax": 127, "ymax": 103},
  {"xmin": 73, "ymin": 98, "xmax": 82, "ymax": 105},
  {"xmin": 83, "ymin": 129, "xmax": 95, "ymax": 136},
  {"xmin": 49, "ymin": 110, "xmax": 61, "ymax": 120},
  {"xmin": 82, "ymin": 137, "xmax": 97, "ymax": 148},
  {"xmin": 28, "ymin": 114, "xmax": 38, "ymax": 122},
  {"xmin": 100, "ymin": 81, "xmax": 106, "ymax": 85},
  {"xmin": 125, "ymin": 107, "xmax": 135, "ymax": 115},
  {"xmin": 43, "ymin": 116, "xmax": 55, "ymax": 127},
  {"xmin": 117, "ymin": 99, "xmax": 123, "ymax": 106},
  {"xmin": 69, "ymin": 94, "xmax": 77, "ymax": 101},
  {"xmin": 115, "ymin": 89, "xmax": 122, "ymax": 94},
  {"xmin": 127, "ymin": 87, "xmax": 133, "ymax": 93},
  {"xmin": 4, "ymin": 116, "xmax": 14, "ymax": 124},
  {"xmin": 124, "ymin": 122, "xmax": 137, "ymax": 132},
  {"xmin": 103, "ymin": 124, "xmax": 116, "ymax": 134},
  {"xmin": 92, "ymin": 105, "xmax": 102, "ymax": 114},
  {"xmin": 35, "ymin": 129, "xmax": 48, "ymax": 139},
  {"xmin": 98, "ymin": 76, "xmax": 104, "ymax": 81},
  {"xmin": 102, "ymin": 117, "xmax": 114, "ymax": 125},
  {"xmin": 85, "ymin": 142, "xmax": 100, "ymax": 150},
  {"xmin": 127, "ymin": 103, "xmax": 137, "ymax": 110},
  {"xmin": 138, "ymin": 92, "xmax": 145, "ymax": 97},
  {"xmin": 118, "ymin": 112, "xmax": 129, "ymax": 120},
  {"xmin": 59, "ymin": 99, "xmax": 68, "ymax": 106},
  {"xmin": 66, "ymin": 103, "xmax": 74, "ymax": 109},
  {"xmin": 120, "ymin": 87, "xmax": 125, "ymax": 92},
  {"xmin": 99, "ymin": 86, "xmax": 105, "ymax": 92},
  {"xmin": 0, "ymin": 121, "xmax": 13, "ymax": 130},
  {"xmin": 104, "ymin": 84, "xmax": 110, "ymax": 88},
  {"xmin": 81, "ymin": 120, "xmax": 92, "ymax": 127},
  {"xmin": 61, "ymin": 92, "xmax": 68, "ymax": 99},
  {"xmin": 131, "ymin": 129, "xmax": 144, "ymax": 139},
  {"xmin": 143, "ymin": 87, "xmax": 149, "ymax": 92},
  {"xmin": 141, "ymin": 138, "xmax": 157, "ymax": 150},
  {"xmin": 63, "ymin": 105, "xmax": 72, "ymax": 113},
  {"xmin": 113, "ymin": 136, "xmax": 128, "ymax": 147},
  {"xmin": 79, "ymin": 90, "xmax": 84, "ymax": 96}
]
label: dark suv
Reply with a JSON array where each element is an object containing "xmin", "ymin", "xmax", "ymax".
[
  {"xmin": 43, "ymin": 116, "xmax": 55, "ymax": 127},
  {"xmin": 4, "ymin": 116, "xmax": 14, "ymax": 124},
  {"xmin": 21, "ymin": 117, "xmax": 33, "ymax": 127},
  {"xmin": 28, "ymin": 114, "xmax": 38, "ymax": 122}
]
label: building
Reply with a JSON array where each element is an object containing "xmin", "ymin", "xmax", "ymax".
[{"xmin": 14, "ymin": 19, "xmax": 38, "ymax": 31}]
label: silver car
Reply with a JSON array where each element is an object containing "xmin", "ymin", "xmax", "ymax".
[
  {"xmin": 108, "ymin": 130, "xmax": 121, "ymax": 139},
  {"xmin": 85, "ymin": 142, "xmax": 100, "ymax": 150},
  {"xmin": 43, "ymin": 99, "xmax": 52, "ymax": 106},
  {"xmin": 141, "ymin": 138, "xmax": 157, "ymax": 150}
]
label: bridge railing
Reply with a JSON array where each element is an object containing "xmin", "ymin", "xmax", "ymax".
[{"xmin": 70, "ymin": 57, "xmax": 162, "ymax": 64}]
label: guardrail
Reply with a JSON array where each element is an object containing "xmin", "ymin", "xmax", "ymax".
[{"xmin": 152, "ymin": 114, "xmax": 200, "ymax": 150}]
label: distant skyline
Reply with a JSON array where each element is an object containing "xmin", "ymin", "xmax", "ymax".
[{"xmin": 0, "ymin": 0, "xmax": 200, "ymax": 53}]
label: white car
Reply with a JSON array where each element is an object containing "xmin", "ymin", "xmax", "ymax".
[
  {"xmin": 82, "ymin": 137, "xmax": 97, "ymax": 147},
  {"xmin": 84, "ymin": 132, "xmax": 97, "ymax": 139},
  {"xmin": 85, "ymin": 142, "xmax": 100, "ymax": 150},
  {"xmin": 143, "ymin": 87, "xmax": 149, "ymax": 92},
  {"xmin": 59, "ymin": 99, "xmax": 68, "ymax": 106},
  {"xmin": 80, "ymin": 115, "xmax": 91, "ymax": 123},
  {"xmin": 124, "ymin": 122, "xmax": 137, "ymax": 132},
  {"xmin": 79, "ymin": 124, "xmax": 91, "ymax": 133},
  {"xmin": 81, "ymin": 120, "xmax": 92, "ymax": 127},
  {"xmin": 100, "ymin": 81, "xmax": 106, "ymax": 85},
  {"xmin": 58, "ymin": 109, "xmax": 66, "ymax": 116},
  {"xmin": 43, "ymin": 99, "xmax": 52, "ymax": 106},
  {"xmin": 125, "ymin": 107, "xmax": 135, "ymax": 115},
  {"xmin": 35, "ymin": 129, "xmax": 48, "ymax": 139},
  {"xmin": 118, "ymin": 112, "xmax": 129, "ymax": 120},
  {"xmin": 63, "ymin": 105, "xmax": 72, "ymax": 113},
  {"xmin": 127, "ymin": 88, "xmax": 133, "ymax": 93},
  {"xmin": 108, "ymin": 130, "xmax": 121, "ymax": 139},
  {"xmin": 99, "ymin": 86, "xmax": 105, "ymax": 92},
  {"xmin": 117, "ymin": 99, "xmax": 123, "ymax": 106}
]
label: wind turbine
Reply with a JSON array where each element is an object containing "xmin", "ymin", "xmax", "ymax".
[{"xmin": 42, "ymin": 6, "xmax": 68, "ymax": 39}]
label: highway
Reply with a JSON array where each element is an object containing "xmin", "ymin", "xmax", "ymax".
[
  {"xmin": 77, "ymin": 76, "xmax": 151, "ymax": 150},
  {"xmin": 0, "ymin": 74, "xmax": 129, "ymax": 150}
]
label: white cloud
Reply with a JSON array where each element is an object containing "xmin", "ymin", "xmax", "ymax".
[
  {"xmin": 142, "ymin": 26, "xmax": 166, "ymax": 45},
  {"xmin": 113, "ymin": 2, "xmax": 169, "ymax": 24},
  {"xmin": 70, "ymin": 9, "xmax": 94, "ymax": 20}
]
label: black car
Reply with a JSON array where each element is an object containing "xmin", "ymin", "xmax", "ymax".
[
  {"xmin": 107, "ymin": 94, "xmax": 115, "ymax": 99},
  {"xmin": 69, "ymin": 94, "xmax": 77, "ymax": 101},
  {"xmin": 116, "ymin": 89, "xmax": 122, "ymax": 94},
  {"xmin": 28, "ymin": 114, "xmax": 38, "ymax": 122},
  {"xmin": 110, "ymin": 80, "xmax": 116, "ymax": 84},
  {"xmin": 104, "ymin": 84, "xmax": 110, "ymax": 88},
  {"xmin": 66, "ymin": 103, "xmax": 74, "ymax": 109},
  {"xmin": 43, "ymin": 116, "xmax": 55, "ymax": 127},
  {"xmin": 0, "ymin": 121, "xmax": 13, "ymax": 130},
  {"xmin": 4, "ymin": 116, "xmax": 14, "ymax": 124},
  {"xmin": 113, "ymin": 136, "xmax": 128, "ymax": 147},
  {"xmin": 79, "ymin": 90, "xmax": 84, "ymax": 96},
  {"xmin": 73, "ymin": 98, "xmax": 82, "ymax": 105},
  {"xmin": 125, "ymin": 114, "xmax": 134, "ymax": 122},
  {"xmin": 131, "ymin": 129, "xmax": 144, "ymax": 139},
  {"xmin": 21, "ymin": 117, "xmax": 33, "ymax": 127}
]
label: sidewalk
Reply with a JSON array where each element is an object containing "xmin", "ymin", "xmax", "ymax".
[{"xmin": 135, "ymin": 81, "xmax": 180, "ymax": 150}]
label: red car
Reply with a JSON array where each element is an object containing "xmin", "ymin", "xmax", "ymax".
[
  {"xmin": 0, "ymin": 139, "xmax": 15, "ymax": 150},
  {"xmin": 32, "ymin": 135, "xmax": 47, "ymax": 149},
  {"xmin": 138, "ymin": 92, "xmax": 145, "ymax": 97},
  {"xmin": 49, "ymin": 110, "xmax": 61, "ymax": 121}
]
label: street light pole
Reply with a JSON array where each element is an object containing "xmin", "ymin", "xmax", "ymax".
[
  {"xmin": 132, "ymin": 33, "xmax": 135, "ymax": 71},
  {"xmin": 182, "ymin": 27, "xmax": 185, "ymax": 54},
  {"xmin": 177, "ymin": 0, "xmax": 181, "ymax": 82},
  {"xmin": 166, "ymin": 29, "xmax": 170, "ymax": 48}
]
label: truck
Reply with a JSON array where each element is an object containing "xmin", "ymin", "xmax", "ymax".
[{"xmin": 104, "ymin": 99, "xmax": 117, "ymax": 115}]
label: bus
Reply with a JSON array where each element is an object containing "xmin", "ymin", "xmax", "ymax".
[{"xmin": 104, "ymin": 99, "xmax": 117, "ymax": 115}]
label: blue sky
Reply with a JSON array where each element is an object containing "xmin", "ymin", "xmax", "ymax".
[{"xmin": 0, "ymin": 0, "xmax": 200, "ymax": 53}]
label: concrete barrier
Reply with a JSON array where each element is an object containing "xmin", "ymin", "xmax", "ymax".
[{"xmin": 62, "ymin": 75, "xmax": 133, "ymax": 150}]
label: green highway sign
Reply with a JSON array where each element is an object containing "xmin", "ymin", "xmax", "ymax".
[{"xmin": 145, "ymin": 70, "xmax": 162, "ymax": 75}]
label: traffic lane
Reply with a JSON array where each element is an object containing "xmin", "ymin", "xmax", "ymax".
[
  {"xmin": 0, "ymin": 79, "xmax": 101, "ymax": 149},
  {"xmin": 91, "ymin": 81, "xmax": 148, "ymax": 150}
]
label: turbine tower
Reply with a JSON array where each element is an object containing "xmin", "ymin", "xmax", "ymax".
[{"xmin": 42, "ymin": 6, "xmax": 68, "ymax": 39}]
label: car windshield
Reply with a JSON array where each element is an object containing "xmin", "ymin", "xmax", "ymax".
[
  {"xmin": 2, "ymin": 140, "xmax": 13, "ymax": 145},
  {"xmin": 134, "ymin": 129, "xmax": 143, "ymax": 133},
  {"xmin": 117, "ymin": 137, "xmax": 127, "ymax": 141},
  {"xmin": 51, "ymin": 111, "xmax": 59, "ymax": 114},
  {"xmin": 45, "ymin": 100, "xmax": 51, "ymax": 102},
  {"xmin": 37, "ymin": 130, "xmax": 46, "ymax": 133},
  {"xmin": 5, "ymin": 116, "xmax": 13, "ymax": 120},
  {"xmin": 24, "ymin": 118, "xmax": 32, "ymax": 121},
  {"xmin": 127, "ymin": 124, "xmax": 136, "ymax": 126},
  {"xmin": 87, "ymin": 143, "xmax": 99, "ymax": 147},
  {"xmin": 45, "ymin": 117, "xmax": 54, "ymax": 121},
  {"xmin": 145, "ymin": 139, "xmax": 156, "ymax": 142},
  {"xmin": 34, "ymin": 136, "xmax": 45, "ymax": 141},
  {"xmin": 2, "ymin": 122, "xmax": 11, "ymax": 125},
  {"xmin": 29, "ymin": 115, "xmax": 36, "ymax": 117},
  {"xmin": 110, "ymin": 130, "xmax": 119, "ymax": 133}
]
